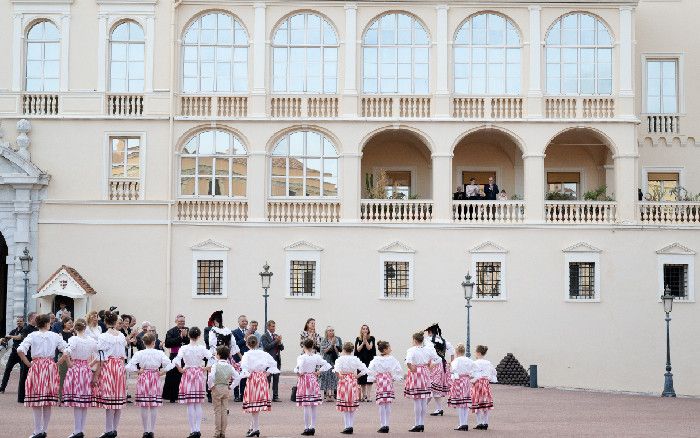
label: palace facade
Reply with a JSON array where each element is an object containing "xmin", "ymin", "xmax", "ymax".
[{"xmin": 1, "ymin": 0, "xmax": 699, "ymax": 395}]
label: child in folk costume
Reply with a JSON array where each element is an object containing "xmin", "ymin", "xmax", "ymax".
[
  {"xmin": 333, "ymin": 342, "xmax": 369, "ymax": 435},
  {"xmin": 125, "ymin": 332, "xmax": 175, "ymax": 438},
  {"xmin": 207, "ymin": 345, "xmax": 241, "ymax": 438},
  {"xmin": 207, "ymin": 311, "xmax": 242, "ymax": 370},
  {"xmin": 17, "ymin": 313, "xmax": 68, "ymax": 438},
  {"xmin": 404, "ymin": 332, "xmax": 440, "ymax": 433},
  {"xmin": 295, "ymin": 338, "xmax": 332, "ymax": 436},
  {"xmin": 93, "ymin": 311, "xmax": 128, "ymax": 438},
  {"xmin": 62, "ymin": 318, "xmax": 99, "ymax": 438},
  {"xmin": 173, "ymin": 327, "xmax": 213, "ymax": 438},
  {"xmin": 448, "ymin": 344, "xmax": 475, "ymax": 431},
  {"xmin": 470, "ymin": 345, "xmax": 497, "ymax": 430},
  {"xmin": 240, "ymin": 335, "xmax": 279, "ymax": 437},
  {"xmin": 367, "ymin": 341, "xmax": 403, "ymax": 434},
  {"xmin": 425, "ymin": 323, "xmax": 455, "ymax": 417}
]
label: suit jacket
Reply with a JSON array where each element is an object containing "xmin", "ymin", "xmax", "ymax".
[
  {"xmin": 233, "ymin": 327, "xmax": 249, "ymax": 362},
  {"xmin": 261, "ymin": 331, "xmax": 284, "ymax": 367},
  {"xmin": 484, "ymin": 184, "xmax": 500, "ymax": 200}
]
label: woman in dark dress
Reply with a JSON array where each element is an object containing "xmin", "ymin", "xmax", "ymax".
[{"xmin": 354, "ymin": 324, "xmax": 376, "ymax": 402}]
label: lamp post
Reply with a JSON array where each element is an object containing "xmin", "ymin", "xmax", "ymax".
[
  {"xmin": 19, "ymin": 247, "xmax": 32, "ymax": 319},
  {"xmin": 661, "ymin": 286, "xmax": 676, "ymax": 397},
  {"xmin": 259, "ymin": 262, "xmax": 273, "ymax": 326},
  {"xmin": 461, "ymin": 272, "xmax": 475, "ymax": 357}
]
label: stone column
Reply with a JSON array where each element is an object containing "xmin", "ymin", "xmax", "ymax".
[
  {"xmin": 145, "ymin": 16, "xmax": 155, "ymax": 93},
  {"xmin": 247, "ymin": 152, "xmax": 267, "ymax": 221},
  {"xmin": 434, "ymin": 5, "xmax": 450, "ymax": 117},
  {"xmin": 431, "ymin": 154, "xmax": 453, "ymax": 222},
  {"xmin": 527, "ymin": 6, "xmax": 542, "ymax": 118},
  {"xmin": 12, "ymin": 14, "xmax": 22, "ymax": 92},
  {"xmin": 250, "ymin": 3, "xmax": 267, "ymax": 117},
  {"xmin": 97, "ymin": 14, "xmax": 108, "ymax": 92},
  {"xmin": 342, "ymin": 4, "xmax": 358, "ymax": 117},
  {"xmin": 614, "ymin": 154, "xmax": 638, "ymax": 223},
  {"xmin": 618, "ymin": 7, "xmax": 635, "ymax": 118},
  {"xmin": 341, "ymin": 153, "xmax": 361, "ymax": 222},
  {"xmin": 523, "ymin": 154, "xmax": 545, "ymax": 223},
  {"xmin": 60, "ymin": 14, "xmax": 71, "ymax": 92}
]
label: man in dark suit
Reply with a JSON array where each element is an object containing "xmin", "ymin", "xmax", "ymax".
[
  {"xmin": 0, "ymin": 315, "xmax": 24, "ymax": 393},
  {"xmin": 260, "ymin": 320, "xmax": 284, "ymax": 402},
  {"xmin": 17, "ymin": 312, "xmax": 37, "ymax": 403},
  {"xmin": 483, "ymin": 176, "xmax": 500, "ymax": 201},
  {"xmin": 232, "ymin": 314, "xmax": 253, "ymax": 402},
  {"xmin": 162, "ymin": 315, "xmax": 189, "ymax": 403}
]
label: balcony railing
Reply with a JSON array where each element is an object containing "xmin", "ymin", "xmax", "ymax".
[
  {"xmin": 545, "ymin": 201, "xmax": 617, "ymax": 224},
  {"xmin": 107, "ymin": 94, "xmax": 144, "ymax": 117},
  {"xmin": 544, "ymin": 97, "xmax": 615, "ymax": 119},
  {"xmin": 453, "ymin": 201, "xmax": 525, "ymax": 224},
  {"xmin": 639, "ymin": 202, "xmax": 700, "ymax": 225},
  {"xmin": 109, "ymin": 179, "xmax": 140, "ymax": 201},
  {"xmin": 270, "ymin": 96, "xmax": 339, "ymax": 118},
  {"xmin": 267, "ymin": 200, "xmax": 341, "ymax": 223},
  {"xmin": 452, "ymin": 97, "xmax": 524, "ymax": 119},
  {"xmin": 360, "ymin": 96, "xmax": 431, "ymax": 118},
  {"xmin": 360, "ymin": 199, "xmax": 433, "ymax": 223},
  {"xmin": 22, "ymin": 93, "xmax": 59, "ymax": 116},
  {"xmin": 645, "ymin": 114, "xmax": 680, "ymax": 134},
  {"xmin": 176, "ymin": 199, "xmax": 248, "ymax": 222},
  {"xmin": 179, "ymin": 95, "xmax": 248, "ymax": 117}
]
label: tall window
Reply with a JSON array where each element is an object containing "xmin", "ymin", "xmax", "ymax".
[
  {"xmin": 545, "ymin": 13, "xmax": 612, "ymax": 95},
  {"xmin": 272, "ymin": 13, "xmax": 338, "ymax": 93},
  {"xmin": 454, "ymin": 13, "xmax": 521, "ymax": 95},
  {"xmin": 180, "ymin": 130, "xmax": 247, "ymax": 197},
  {"xmin": 476, "ymin": 261, "xmax": 502, "ymax": 298},
  {"xmin": 110, "ymin": 21, "xmax": 145, "ymax": 93},
  {"xmin": 271, "ymin": 131, "xmax": 338, "ymax": 197},
  {"xmin": 110, "ymin": 137, "xmax": 140, "ymax": 179},
  {"xmin": 362, "ymin": 13, "xmax": 430, "ymax": 94},
  {"xmin": 25, "ymin": 20, "xmax": 60, "ymax": 92},
  {"xmin": 646, "ymin": 60, "xmax": 677, "ymax": 114},
  {"xmin": 182, "ymin": 13, "xmax": 248, "ymax": 93}
]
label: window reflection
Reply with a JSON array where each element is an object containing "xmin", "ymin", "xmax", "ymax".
[{"xmin": 25, "ymin": 21, "xmax": 60, "ymax": 92}]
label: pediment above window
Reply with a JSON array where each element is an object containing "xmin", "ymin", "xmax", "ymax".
[
  {"xmin": 378, "ymin": 241, "xmax": 415, "ymax": 254},
  {"xmin": 469, "ymin": 241, "xmax": 508, "ymax": 254},
  {"xmin": 656, "ymin": 242, "xmax": 695, "ymax": 256},
  {"xmin": 191, "ymin": 239, "xmax": 230, "ymax": 251},
  {"xmin": 0, "ymin": 145, "xmax": 50, "ymax": 185},
  {"xmin": 285, "ymin": 240, "xmax": 323, "ymax": 252},
  {"xmin": 563, "ymin": 242, "xmax": 602, "ymax": 253}
]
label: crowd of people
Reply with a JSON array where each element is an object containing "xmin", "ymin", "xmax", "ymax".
[{"xmin": 0, "ymin": 309, "xmax": 497, "ymax": 438}]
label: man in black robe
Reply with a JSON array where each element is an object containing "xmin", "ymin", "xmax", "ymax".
[
  {"xmin": 17, "ymin": 312, "xmax": 37, "ymax": 403},
  {"xmin": 162, "ymin": 314, "xmax": 189, "ymax": 403}
]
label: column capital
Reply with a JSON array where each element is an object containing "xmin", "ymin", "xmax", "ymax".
[
  {"xmin": 431, "ymin": 154, "xmax": 454, "ymax": 159},
  {"xmin": 345, "ymin": 3, "xmax": 358, "ymax": 11},
  {"xmin": 619, "ymin": 6, "xmax": 634, "ymax": 12},
  {"xmin": 522, "ymin": 153, "xmax": 545, "ymax": 159},
  {"xmin": 254, "ymin": 2, "xmax": 267, "ymax": 10},
  {"xmin": 528, "ymin": 5, "xmax": 542, "ymax": 12},
  {"xmin": 436, "ymin": 4, "xmax": 449, "ymax": 12}
]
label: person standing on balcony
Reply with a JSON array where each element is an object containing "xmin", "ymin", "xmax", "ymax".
[
  {"xmin": 483, "ymin": 177, "xmax": 500, "ymax": 201},
  {"xmin": 453, "ymin": 186, "xmax": 466, "ymax": 200},
  {"xmin": 498, "ymin": 190, "xmax": 508, "ymax": 201},
  {"xmin": 465, "ymin": 178, "xmax": 481, "ymax": 200}
]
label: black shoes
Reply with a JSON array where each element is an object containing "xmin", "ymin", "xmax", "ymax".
[
  {"xmin": 430, "ymin": 410, "xmax": 444, "ymax": 416},
  {"xmin": 234, "ymin": 397, "xmax": 243, "ymax": 402},
  {"xmin": 454, "ymin": 425, "xmax": 469, "ymax": 431},
  {"xmin": 246, "ymin": 430, "xmax": 260, "ymax": 437},
  {"xmin": 377, "ymin": 426, "xmax": 389, "ymax": 433},
  {"xmin": 475, "ymin": 424, "xmax": 488, "ymax": 430},
  {"xmin": 272, "ymin": 397, "xmax": 281, "ymax": 402},
  {"xmin": 186, "ymin": 433, "xmax": 201, "ymax": 438},
  {"xmin": 98, "ymin": 432, "xmax": 117, "ymax": 438},
  {"xmin": 408, "ymin": 425, "xmax": 425, "ymax": 432},
  {"xmin": 30, "ymin": 433, "xmax": 46, "ymax": 438},
  {"xmin": 301, "ymin": 428, "xmax": 316, "ymax": 436},
  {"xmin": 141, "ymin": 433, "xmax": 154, "ymax": 438},
  {"xmin": 341, "ymin": 427, "xmax": 353, "ymax": 434},
  {"xmin": 69, "ymin": 433, "xmax": 85, "ymax": 438}
]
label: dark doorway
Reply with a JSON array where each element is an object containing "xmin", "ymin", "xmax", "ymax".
[
  {"xmin": 53, "ymin": 296, "xmax": 75, "ymax": 318},
  {"xmin": 0, "ymin": 233, "xmax": 8, "ymax": 337}
]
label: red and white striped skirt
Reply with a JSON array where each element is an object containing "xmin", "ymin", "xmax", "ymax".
[
  {"xmin": 448, "ymin": 374, "xmax": 471, "ymax": 408},
  {"xmin": 374, "ymin": 372, "xmax": 395, "ymax": 405},
  {"xmin": 136, "ymin": 369, "xmax": 163, "ymax": 407},
  {"xmin": 243, "ymin": 371, "xmax": 271, "ymax": 413},
  {"xmin": 24, "ymin": 357, "xmax": 60, "ymax": 407},
  {"xmin": 295, "ymin": 373, "xmax": 322, "ymax": 407},
  {"xmin": 403, "ymin": 365, "xmax": 431, "ymax": 399},
  {"xmin": 430, "ymin": 363, "xmax": 451, "ymax": 397},
  {"xmin": 178, "ymin": 367, "xmax": 206, "ymax": 404},
  {"xmin": 228, "ymin": 357, "xmax": 242, "ymax": 372},
  {"xmin": 96, "ymin": 357, "xmax": 127, "ymax": 410},
  {"xmin": 336, "ymin": 373, "xmax": 359, "ymax": 412},
  {"xmin": 62, "ymin": 359, "xmax": 93, "ymax": 407},
  {"xmin": 469, "ymin": 377, "xmax": 494, "ymax": 412}
]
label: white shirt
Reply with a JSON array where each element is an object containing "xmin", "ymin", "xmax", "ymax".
[
  {"xmin": 471, "ymin": 358, "xmax": 498, "ymax": 383},
  {"xmin": 294, "ymin": 353, "xmax": 331, "ymax": 374},
  {"xmin": 18, "ymin": 330, "xmax": 67, "ymax": 358},
  {"xmin": 55, "ymin": 309, "xmax": 68, "ymax": 320},
  {"xmin": 126, "ymin": 348, "xmax": 175, "ymax": 372},
  {"xmin": 85, "ymin": 324, "xmax": 103, "ymax": 341},
  {"xmin": 367, "ymin": 355, "xmax": 403, "ymax": 382},
  {"xmin": 424, "ymin": 336, "xmax": 455, "ymax": 359},
  {"xmin": 451, "ymin": 356, "xmax": 475, "ymax": 377},
  {"xmin": 208, "ymin": 327, "xmax": 240, "ymax": 356},
  {"xmin": 65, "ymin": 335, "xmax": 98, "ymax": 361},
  {"xmin": 333, "ymin": 354, "xmax": 368, "ymax": 376},
  {"xmin": 405, "ymin": 346, "xmax": 440, "ymax": 366},
  {"xmin": 97, "ymin": 331, "xmax": 127, "ymax": 359},
  {"xmin": 465, "ymin": 183, "xmax": 480, "ymax": 197},
  {"xmin": 207, "ymin": 359, "xmax": 241, "ymax": 390},
  {"xmin": 173, "ymin": 344, "xmax": 212, "ymax": 368},
  {"xmin": 240, "ymin": 349, "xmax": 280, "ymax": 378}
]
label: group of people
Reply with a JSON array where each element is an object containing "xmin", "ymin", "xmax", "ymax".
[
  {"xmin": 3, "ymin": 308, "xmax": 498, "ymax": 438},
  {"xmin": 453, "ymin": 176, "xmax": 509, "ymax": 201}
]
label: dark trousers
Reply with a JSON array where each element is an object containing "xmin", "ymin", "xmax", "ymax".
[
  {"xmin": 162, "ymin": 353, "xmax": 182, "ymax": 402},
  {"xmin": 18, "ymin": 361, "xmax": 29, "ymax": 403},
  {"xmin": 267, "ymin": 373, "xmax": 280, "ymax": 399},
  {"xmin": 235, "ymin": 378, "xmax": 247, "ymax": 400},
  {"xmin": 0, "ymin": 350, "xmax": 20, "ymax": 391}
]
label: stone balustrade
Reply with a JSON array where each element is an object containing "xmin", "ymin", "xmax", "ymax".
[
  {"xmin": 545, "ymin": 201, "xmax": 617, "ymax": 224},
  {"xmin": 360, "ymin": 199, "xmax": 433, "ymax": 223},
  {"xmin": 107, "ymin": 94, "xmax": 144, "ymax": 117},
  {"xmin": 545, "ymin": 97, "xmax": 615, "ymax": 119},
  {"xmin": 645, "ymin": 114, "xmax": 680, "ymax": 134},
  {"xmin": 22, "ymin": 93, "xmax": 60, "ymax": 116},
  {"xmin": 453, "ymin": 200, "xmax": 525, "ymax": 223},
  {"xmin": 267, "ymin": 200, "xmax": 341, "ymax": 222},
  {"xmin": 109, "ymin": 179, "xmax": 140, "ymax": 201},
  {"xmin": 639, "ymin": 202, "xmax": 700, "ymax": 225},
  {"xmin": 176, "ymin": 199, "xmax": 248, "ymax": 222}
]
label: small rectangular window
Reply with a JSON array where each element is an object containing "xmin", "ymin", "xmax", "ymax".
[
  {"xmin": 196, "ymin": 259, "xmax": 223, "ymax": 296},
  {"xmin": 476, "ymin": 261, "xmax": 501, "ymax": 298},
  {"xmin": 569, "ymin": 262, "xmax": 596, "ymax": 299},
  {"xmin": 290, "ymin": 260, "xmax": 316, "ymax": 296},
  {"xmin": 110, "ymin": 137, "xmax": 140, "ymax": 178},
  {"xmin": 663, "ymin": 264, "xmax": 688, "ymax": 299},
  {"xmin": 647, "ymin": 172, "xmax": 679, "ymax": 201},
  {"xmin": 548, "ymin": 172, "xmax": 580, "ymax": 199},
  {"xmin": 384, "ymin": 171, "xmax": 411, "ymax": 199},
  {"xmin": 384, "ymin": 261, "xmax": 410, "ymax": 298}
]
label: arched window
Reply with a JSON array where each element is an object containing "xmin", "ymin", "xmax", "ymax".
[
  {"xmin": 182, "ymin": 12, "xmax": 248, "ymax": 93},
  {"xmin": 180, "ymin": 130, "xmax": 247, "ymax": 197},
  {"xmin": 272, "ymin": 13, "xmax": 338, "ymax": 93},
  {"xmin": 110, "ymin": 21, "xmax": 145, "ymax": 93},
  {"xmin": 271, "ymin": 131, "xmax": 338, "ymax": 197},
  {"xmin": 454, "ymin": 13, "xmax": 521, "ymax": 95},
  {"xmin": 362, "ymin": 13, "xmax": 430, "ymax": 94},
  {"xmin": 545, "ymin": 13, "xmax": 613, "ymax": 95},
  {"xmin": 25, "ymin": 20, "xmax": 60, "ymax": 92}
]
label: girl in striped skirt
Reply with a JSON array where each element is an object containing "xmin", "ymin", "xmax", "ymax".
[
  {"xmin": 448, "ymin": 344, "xmax": 475, "ymax": 431},
  {"xmin": 295, "ymin": 338, "xmax": 331, "ymax": 436},
  {"xmin": 425, "ymin": 323, "xmax": 455, "ymax": 417},
  {"xmin": 470, "ymin": 345, "xmax": 497, "ymax": 430},
  {"xmin": 173, "ymin": 327, "xmax": 212, "ymax": 438},
  {"xmin": 126, "ymin": 332, "xmax": 175, "ymax": 438},
  {"xmin": 367, "ymin": 341, "xmax": 403, "ymax": 434},
  {"xmin": 240, "ymin": 335, "xmax": 279, "ymax": 437},
  {"xmin": 92, "ymin": 311, "xmax": 128, "ymax": 438},
  {"xmin": 17, "ymin": 313, "xmax": 68, "ymax": 438},
  {"xmin": 333, "ymin": 342, "xmax": 368, "ymax": 435},
  {"xmin": 404, "ymin": 332, "xmax": 440, "ymax": 433},
  {"xmin": 62, "ymin": 318, "xmax": 98, "ymax": 438}
]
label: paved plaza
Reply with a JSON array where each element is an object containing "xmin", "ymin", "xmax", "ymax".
[{"xmin": 0, "ymin": 373, "xmax": 698, "ymax": 438}]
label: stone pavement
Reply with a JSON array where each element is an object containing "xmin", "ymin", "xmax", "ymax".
[{"xmin": 0, "ymin": 373, "xmax": 698, "ymax": 438}]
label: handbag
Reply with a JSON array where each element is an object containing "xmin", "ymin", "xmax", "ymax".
[{"xmin": 290, "ymin": 385, "xmax": 297, "ymax": 402}]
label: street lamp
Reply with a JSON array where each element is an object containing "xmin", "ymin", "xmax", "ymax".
[
  {"xmin": 461, "ymin": 272, "xmax": 475, "ymax": 357},
  {"xmin": 259, "ymin": 262, "xmax": 273, "ymax": 327},
  {"xmin": 661, "ymin": 286, "xmax": 676, "ymax": 397},
  {"xmin": 19, "ymin": 247, "xmax": 32, "ymax": 319}
]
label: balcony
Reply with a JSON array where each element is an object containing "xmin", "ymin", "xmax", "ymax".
[
  {"xmin": 267, "ymin": 199, "xmax": 341, "ymax": 223},
  {"xmin": 544, "ymin": 97, "xmax": 615, "ymax": 119},
  {"xmin": 360, "ymin": 95, "xmax": 431, "ymax": 118},
  {"xmin": 645, "ymin": 114, "xmax": 681, "ymax": 134},
  {"xmin": 360, "ymin": 199, "xmax": 433, "ymax": 223},
  {"xmin": 106, "ymin": 94, "xmax": 144, "ymax": 117},
  {"xmin": 639, "ymin": 202, "xmax": 700, "ymax": 225},
  {"xmin": 453, "ymin": 200, "xmax": 525, "ymax": 224},
  {"xmin": 176, "ymin": 199, "xmax": 248, "ymax": 222},
  {"xmin": 108, "ymin": 179, "xmax": 140, "ymax": 201},
  {"xmin": 452, "ymin": 96, "xmax": 524, "ymax": 119},
  {"xmin": 179, "ymin": 95, "xmax": 248, "ymax": 118},
  {"xmin": 22, "ymin": 93, "xmax": 60, "ymax": 116},
  {"xmin": 545, "ymin": 201, "xmax": 617, "ymax": 224},
  {"xmin": 269, "ymin": 95, "xmax": 339, "ymax": 118}
]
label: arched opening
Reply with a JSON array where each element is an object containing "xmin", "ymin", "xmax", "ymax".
[
  {"xmin": 361, "ymin": 129, "xmax": 432, "ymax": 200},
  {"xmin": 0, "ymin": 233, "xmax": 7, "ymax": 337}
]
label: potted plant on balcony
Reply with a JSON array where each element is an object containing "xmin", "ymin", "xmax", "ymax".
[{"xmin": 582, "ymin": 185, "xmax": 614, "ymax": 221}]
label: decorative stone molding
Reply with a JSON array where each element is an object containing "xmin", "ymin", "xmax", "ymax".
[
  {"xmin": 563, "ymin": 242, "xmax": 603, "ymax": 253},
  {"xmin": 285, "ymin": 241, "xmax": 324, "ymax": 252},
  {"xmin": 470, "ymin": 241, "xmax": 508, "ymax": 254},
  {"xmin": 16, "ymin": 119, "xmax": 31, "ymax": 160},
  {"xmin": 378, "ymin": 241, "xmax": 415, "ymax": 254},
  {"xmin": 656, "ymin": 242, "xmax": 695, "ymax": 256}
]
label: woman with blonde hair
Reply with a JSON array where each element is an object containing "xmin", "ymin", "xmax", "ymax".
[
  {"xmin": 85, "ymin": 311, "xmax": 102, "ymax": 341},
  {"xmin": 319, "ymin": 326, "xmax": 342, "ymax": 401}
]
